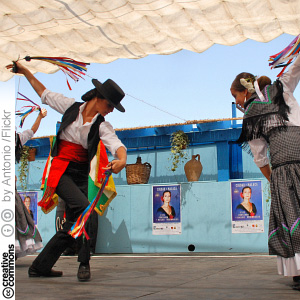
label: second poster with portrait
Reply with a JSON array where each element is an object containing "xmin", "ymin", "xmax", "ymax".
[
  {"xmin": 231, "ymin": 180, "xmax": 264, "ymax": 233},
  {"xmin": 152, "ymin": 184, "xmax": 181, "ymax": 235}
]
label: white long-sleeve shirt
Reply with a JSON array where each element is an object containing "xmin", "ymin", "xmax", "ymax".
[
  {"xmin": 41, "ymin": 89, "xmax": 126, "ymax": 158},
  {"xmin": 249, "ymin": 55, "xmax": 300, "ymax": 168},
  {"xmin": 19, "ymin": 129, "xmax": 34, "ymax": 146}
]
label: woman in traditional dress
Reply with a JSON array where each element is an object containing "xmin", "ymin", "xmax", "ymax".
[
  {"xmin": 230, "ymin": 54, "xmax": 300, "ymax": 290},
  {"xmin": 15, "ymin": 108, "xmax": 47, "ymax": 258},
  {"xmin": 7, "ymin": 61, "xmax": 127, "ymax": 282}
]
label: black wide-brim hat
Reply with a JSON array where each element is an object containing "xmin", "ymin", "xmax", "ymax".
[{"xmin": 92, "ymin": 79, "xmax": 125, "ymax": 112}]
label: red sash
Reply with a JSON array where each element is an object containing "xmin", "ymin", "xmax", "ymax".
[{"xmin": 39, "ymin": 140, "xmax": 88, "ymax": 212}]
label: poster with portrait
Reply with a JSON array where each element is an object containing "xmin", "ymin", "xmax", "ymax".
[
  {"xmin": 231, "ymin": 180, "xmax": 264, "ymax": 233},
  {"xmin": 19, "ymin": 191, "xmax": 38, "ymax": 225},
  {"xmin": 152, "ymin": 184, "xmax": 181, "ymax": 235}
]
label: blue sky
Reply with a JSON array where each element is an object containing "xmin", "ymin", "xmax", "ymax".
[{"xmin": 1, "ymin": 33, "xmax": 299, "ymax": 137}]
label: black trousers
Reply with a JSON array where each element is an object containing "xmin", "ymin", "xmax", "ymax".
[
  {"xmin": 56, "ymin": 196, "xmax": 98, "ymax": 254},
  {"xmin": 32, "ymin": 162, "xmax": 91, "ymax": 273}
]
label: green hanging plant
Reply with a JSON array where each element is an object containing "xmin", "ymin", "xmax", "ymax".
[
  {"xmin": 169, "ymin": 130, "xmax": 190, "ymax": 172},
  {"xmin": 18, "ymin": 145, "xmax": 30, "ymax": 190}
]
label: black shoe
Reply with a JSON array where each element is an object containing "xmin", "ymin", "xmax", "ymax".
[
  {"xmin": 28, "ymin": 266, "xmax": 63, "ymax": 277},
  {"xmin": 292, "ymin": 284, "xmax": 300, "ymax": 291},
  {"xmin": 293, "ymin": 276, "xmax": 300, "ymax": 283},
  {"xmin": 77, "ymin": 263, "xmax": 91, "ymax": 281}
]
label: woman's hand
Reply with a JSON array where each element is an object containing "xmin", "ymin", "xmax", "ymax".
[
  {"xmin": 6, "ymin": 61, "xmax": 46, "ymax": 98},
  {"xmin": 103, "ymin": 146, "xmax": 127, "ymax": 174},
  {"xmin": 39, "ymin": 108, "xmax": 47, "ymax": 118},
  {"xmin": 31, "ymin": 108, "xmax": 47, "ymax": 134},
  {"xmin": 6, "ymin": 61, "xmax": 29, "ymax": 75},
  {"xmin": 103, "ymin": 159, "xmax": 126, "ymax": 174}
]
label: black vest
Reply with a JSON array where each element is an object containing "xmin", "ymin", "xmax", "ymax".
[{"xmin": 52, "ymin": 102, "xmax": 104, "ymax": 162}]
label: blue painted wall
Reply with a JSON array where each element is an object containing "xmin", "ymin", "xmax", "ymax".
[
  {"xmin": 17, "ymin": 177, "xmax": 270, "ymax": 253},
  {"xmin": 96, "ymin": 180, "xmax": 270, "ymax": 253},
  {"xmin": 16, "ymin": 128, "xmax": 270, "ymax": 253}
]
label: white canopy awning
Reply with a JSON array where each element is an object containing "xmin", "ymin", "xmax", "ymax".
[{"xmin": 1, "ymin": 0, "xmax": 299, "ymax": 81}]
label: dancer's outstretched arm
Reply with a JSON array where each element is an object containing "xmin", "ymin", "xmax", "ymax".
[{"xmin": 6, "ymin": 61, "xmax": 46, "ymax": 98}]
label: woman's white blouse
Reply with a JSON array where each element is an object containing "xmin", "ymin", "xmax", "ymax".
[
  {"xmin": 41, "ymin": 89, "xmax": 126, "ymax": 158},
  {"xmin": 248, "ymin": 55, "xmax": 300, "ymax": 168},
  {"xmin": 19, "ymin": 129, "xmax": 34, "ymax": 146}
]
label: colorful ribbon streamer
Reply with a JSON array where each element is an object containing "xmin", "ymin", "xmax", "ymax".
[
  {"xmin": 68, "ymin": 169, "xmax": 112, "ymax": 239},
  {"xmin": 24, "ymin": 56, "xmax": 90, "ymax": 90},
  {"xmin": 269, "ymin": 34, "xmax": 300, "ymax": 77},
  {"xmin": 15, "ymin": 92, "xmax": 41, "ymax": 128}
]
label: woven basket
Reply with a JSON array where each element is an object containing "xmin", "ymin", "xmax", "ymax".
[{"xmin": 126, "ymin": 157, "xmax": 151, "ymax": 184}]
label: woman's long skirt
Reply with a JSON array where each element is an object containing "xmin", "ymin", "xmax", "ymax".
[
  {"xmin": 268, "ymin": 126, "xmax": 300, "ymax": 276},
  {"xmin": 15, "ymin": 191, "xmax": 43, "ymax": 258}
]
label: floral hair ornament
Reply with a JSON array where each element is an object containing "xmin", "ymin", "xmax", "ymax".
[{"xmin": 240, "ymin": 78, "xmax": 255, "ymax": 93}]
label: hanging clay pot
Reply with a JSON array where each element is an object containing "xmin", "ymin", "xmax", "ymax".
[{"xmin": 184, "ymin": 154, "xmax": 203, "ymax": 182}]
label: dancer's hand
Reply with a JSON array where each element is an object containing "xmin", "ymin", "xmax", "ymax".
[
  {"xmin": 39, "ymin": 108, "xmax": 47, "ymax": 118},
  {"xmin": 6, "ymin": 61, "xmax": 46, "ymax": 98},
  {"xmin": 6, "ymin": 61, "xmax": 29, "ymax": 75},
  {"xmin": 103, "ymin": 159, "xmax": 126, "ymax": 174}
]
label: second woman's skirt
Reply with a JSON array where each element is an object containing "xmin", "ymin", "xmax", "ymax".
[
  {"xmin": 268, "ymin": 126, "xmax": 300, "ymax": 276},
  {"xmin": 15, "ymin": 191, "xmax": 43, "ymax": 258}
]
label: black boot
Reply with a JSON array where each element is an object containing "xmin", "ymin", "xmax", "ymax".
[
  {"xmin": 77, "ymin": 262, "xmax": 90, "ymax": 281},
  {"xmin": 28, "ymin": 266, "xmax": 63, "ymax": 277},
  {"xmin": 293, "ymin": 276, "xmax": 300, "ymax": 283}
]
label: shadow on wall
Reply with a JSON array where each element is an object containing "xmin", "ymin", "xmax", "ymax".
[{"xmin": 96, "ymin": 211, "xmax": 133, "ymax": 253}]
